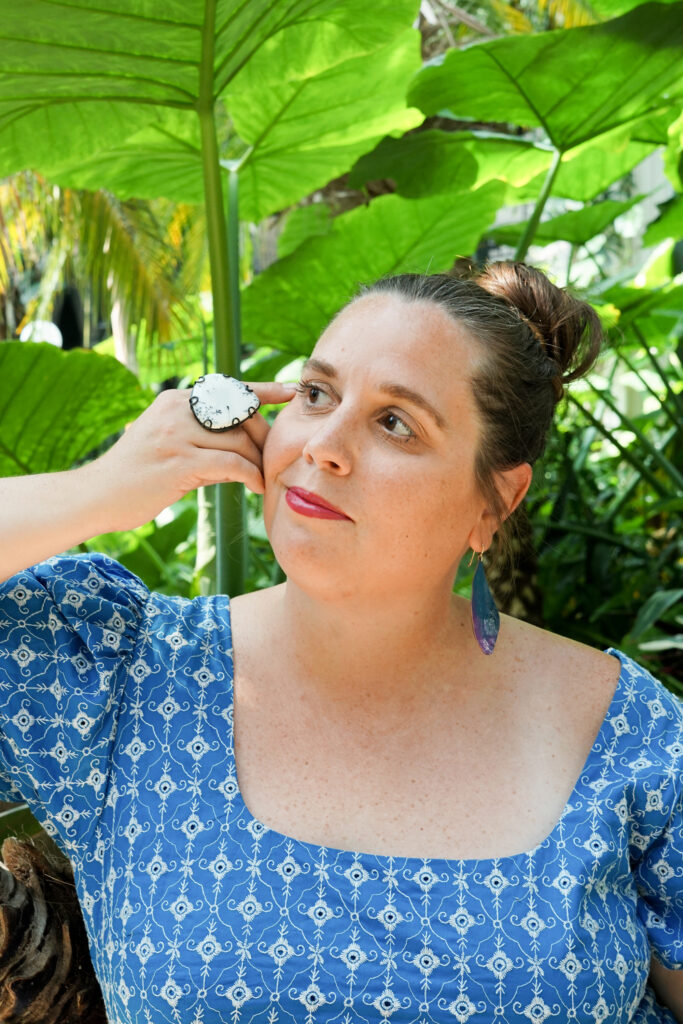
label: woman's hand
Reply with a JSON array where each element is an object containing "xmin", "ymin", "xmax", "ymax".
[
  {"xmin": 0, "ymin": 381, "xmax": 296, "ymax": 582},
  {"xmin": 85, "ymin": 381, "xmax": 296, "ymax": 533}
]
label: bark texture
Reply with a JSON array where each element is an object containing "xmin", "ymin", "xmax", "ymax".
[{"xmin": 0, "ymin": 838, "xmax": 106, "ymax": 1024}]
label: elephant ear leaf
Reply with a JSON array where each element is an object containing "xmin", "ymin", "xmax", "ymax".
[
  {"xmin": 0, "ymin": 343, "xmax": 151, "ymax": 476},
  {"xmin": 408, "ymin": 2, "xmax": 683, "ymax": 153}
]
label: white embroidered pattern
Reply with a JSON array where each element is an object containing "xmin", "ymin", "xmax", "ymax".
[{"xmin": 0, "ymin": 554, "xmax": 681, "ymax": 1024}]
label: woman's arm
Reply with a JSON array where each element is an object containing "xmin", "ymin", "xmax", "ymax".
[
  {"xmin": 650, "ymin": 960, "xmax": 683, "ymax": 1023},
  {"xmin": 0, "ymin": 464, "xmax": 114, "ymax": 583},
  {"xmin": 0, "ymin": 383, "xmax": 295, "ymax": 583}
]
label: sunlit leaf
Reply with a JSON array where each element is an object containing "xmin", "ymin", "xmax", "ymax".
[
  {"xmin": 587, "ymin": 0, "xmax": 679, "ymax": 16},
  {"xmin": 0, "ymin": 342, "xmax": 151, "ymax": 476},
  {"xmin": 490, "ymin": 196, "xmax": 645, "ymax": 246},
  {"xmin": 278, "ymin": 203, "xmax": 332, "ymax": 259},
  {"xmin": 351, "ymin": 125, "xmax": 658, "ymax": 204},
  {"xmin": 644, "ymin": 196, "xmax": 683, "ymax": 247},
  {"xmin": 408, "ymin": 3, "xmax": 683, "ymax": 151},
  {"xmin": 241, "ymin": 182, "xmax": 505, "ymax": 353},
  {"xmin": 229, "ymin": 29, "xmax": 423, "ymax": 221},
  {"xmin": 517, "ymin": 123, "xmax": 658, "ymax": 200},
  {"xmin": 0, "ymin": 1, "xmax": 422, "ymax": 222}
]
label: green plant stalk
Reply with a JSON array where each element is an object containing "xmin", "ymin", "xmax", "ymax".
[
  {"xmin": 571, "ymin": 358, "xmax": 619, "ymax": 474},
  {"xmin": 632, "ymin": 323, "xmax": 683, "ymax": 420},
  {"xmin": 586, "ymin": 382, "xmax": 683, "ymax": 491},
  {"xmin": 616, "ymin": 347, "xmax": 680, "ymax": 433},
  {"xmin": 215, "ymin": 165, "xmax": 248, "ymax": 595},
  {"xmin": 567, "ymin": 393, "xmax": 668, "ymax": 497},
  {"xmin": 514, "ymin": 147, "xmax": 562, "ymax": 262},
  {"xmin": 197, "ymin": 0, "xmax": 244, "ymax": 597},
  {"xmin": 565, "ymin": 243, "xmax": 576, "ymax": 287},
  {"xmin": 542, "ymin": 520, "xmax": 643, "ymax": 552}
]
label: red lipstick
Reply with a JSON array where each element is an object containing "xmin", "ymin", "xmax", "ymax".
[{"xmin": 285, "ymin": 487, "xmax": 351, "ymax": 521}]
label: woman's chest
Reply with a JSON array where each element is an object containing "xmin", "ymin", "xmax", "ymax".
[{"xmin": 231, "ymin": 688, "xmax": 604, "ymax": 861}]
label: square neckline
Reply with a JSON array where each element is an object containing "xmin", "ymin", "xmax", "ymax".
[{"xmin": 223, "ymin": 594, "xmax": 627, "ymax": 867}]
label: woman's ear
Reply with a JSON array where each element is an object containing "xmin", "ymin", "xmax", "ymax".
[
  {"xmin": 469, "ymin": 462, "xmax": 533, "ymax": 552},
  {"xmin": 498, "ymin": 461, "xmax": 533, "ymax": 519}
]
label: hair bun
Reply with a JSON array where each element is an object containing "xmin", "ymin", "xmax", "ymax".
[{"xmin": 475, "ymin": 261, "xmax": 602, "ymax": 399}]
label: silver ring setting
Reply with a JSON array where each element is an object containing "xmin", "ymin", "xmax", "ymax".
[{"xmin": 189, "ymin": 374, "xmax": 260, "ymax": 432}]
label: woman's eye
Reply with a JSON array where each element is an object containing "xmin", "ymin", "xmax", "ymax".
[
  {"xmin": 295, "ymin": 382, "xmax": 415, "ymax": 442},
  {"xmin": 295, "ymin": 380, "xmax": 330, "ymax": 406},
  {"xmin": 382, "ymin": 412, "xmax": 415, "ymax": 440}
]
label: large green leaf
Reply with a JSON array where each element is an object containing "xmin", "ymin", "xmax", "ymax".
[
  {"xmin": 1, "ymin": 1, "xmax": 421, "ymax": 220},
  {"xmin": 490, "ymin": 196, "xmax": 645, "ymax": 247},
  {"xmin": 0, "ymin": 0, "xmax": 296, "ymax": 173},
  {"xmin": 227, "ymin": 30, "xmax": 422, "ymax": 221},
  {"xmin": 644, "ymin": 196, "xmax": 683, "ymax": 247},
  {"xmin": 515, "ymin": 126, "xmax": 655, "ymax": 201},
  {"xmin": 241, "ymin": 182, "xmax": 505, "ymax": 353},
  {"xmin": 588, "ymin": 0, "xmax": 679, "ymax": 16},
  {"xmin": 349, "ymin": 124, "xmax": 657, "ymax": 204},
  {"xmin": 349, "ymin": 130, "xmax": 479, "ymax": 197},
  {"xmin": 407, "ymin": 3, "xmax": 683, "ymax": 153},
  {"xmin": 38, "ymin": 32, "xmax": 422, "ymax": 220},
  {"xmin": 278, "ymin": 203, "xmax": 333, "ymax": 259},
  {"xmin": 0, "ymin": 343, "xmax": 151, "ymax": 476}
]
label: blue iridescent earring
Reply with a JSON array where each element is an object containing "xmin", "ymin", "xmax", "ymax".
[{"xmin": 469, "ymin": 550, "xmax": 499, "ymax": 655}]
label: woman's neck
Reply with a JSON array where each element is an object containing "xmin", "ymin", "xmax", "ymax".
[{"xmin": 270, "ymin": 578, "xmax": 474, "ymax": 711}]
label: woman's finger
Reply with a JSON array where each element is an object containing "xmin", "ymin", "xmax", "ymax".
[
  {"xmin": 238, "ymin": 381, "xmax": 297, "ymax": 447},
  {"xmin": 248, "ymin": 381, "xmax": 298, "ymax": 406},
  {"xmin": 193, "ymin": 424, "xmax": 263, "ymax": 471},
  {"xmin": 192, "ymin": 449, "xmax": 266, "ymax": 494}
]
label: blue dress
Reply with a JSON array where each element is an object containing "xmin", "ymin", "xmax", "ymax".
[{"xmin": 0, "ymin": 553, "xmax": 681, "ymax": 1024}]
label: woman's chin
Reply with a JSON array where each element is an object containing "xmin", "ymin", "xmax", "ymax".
[{"xmin": 268, "ymin": 537, "xmax": 359, "ymax": 602}]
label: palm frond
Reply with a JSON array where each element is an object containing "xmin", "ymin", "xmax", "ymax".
[{"xmin": 79, "ymin": 190, "xmax": 184, "ymax": 344}]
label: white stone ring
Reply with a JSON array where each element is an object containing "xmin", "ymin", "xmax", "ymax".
[{"xmin": 189, "ymin": 374, "xmax": 260, "ymax": 432}]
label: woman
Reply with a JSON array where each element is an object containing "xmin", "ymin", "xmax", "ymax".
[{"xmin": 0, "ymin": 262, "xmax": 681, "ymax": 1023}]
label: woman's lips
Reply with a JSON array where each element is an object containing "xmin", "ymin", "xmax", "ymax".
[{"xmin": 285, "ymin": 487, "xmax": 351, "ymax": 521}]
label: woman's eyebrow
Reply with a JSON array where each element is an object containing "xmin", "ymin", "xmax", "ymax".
[
  {"xmin": 379, "ymin": 382, "xmax": 447, "ymax": 431},
  {"xmin": 301, "ymin": 357, "xmax": 447, "ymax": 431},
  {"xmin": 302, "ymin": 357, "xmax": 337, "ymax": 378}
]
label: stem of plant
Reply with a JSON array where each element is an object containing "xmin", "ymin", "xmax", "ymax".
[
  {"xmin": 567, "ymin": 393, "xmax": 667, "ymax": 497},
  {"xmin": 514, "ymin": 147, "xmax": 562, "ymax": 262},
  {"xmin": 565, "ymin": 243, "xmax": 576, "ymax": 287},
  {"xmin": 198, "ymin": 0, "xmax": 245, "ymax": 597},
  {"xmin": 632, "ymin": 322, "xmax": 683, "ymax": 420}
]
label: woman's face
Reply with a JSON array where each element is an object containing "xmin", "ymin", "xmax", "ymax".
[{"xmin": 262, "ymin": 293, "xmax": 496, "ymax": 601}]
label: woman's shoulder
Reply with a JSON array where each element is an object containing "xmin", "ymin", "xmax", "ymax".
[
  {"xmin": 499, "ymin": 611, "xmax": 675, "ymax": 690},
  {"xmin": 500, "ymin": 613, "xmax": 623, "ymax": 693},
  {"xmin": 498, "ymin": 615, "xmax": 681, "ymax": 754},
  {"xmin": 2, "ymin": 551, "xmax": 150, "ymax": 605}
]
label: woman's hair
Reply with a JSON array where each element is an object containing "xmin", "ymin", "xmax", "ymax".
[
  {"xmin": 356, "ymin": 262, "xmax": 603, "ymax": 564},
  {"xmin": 0, "ymin": 836, "xmax": 106, "ymax": 1023}
]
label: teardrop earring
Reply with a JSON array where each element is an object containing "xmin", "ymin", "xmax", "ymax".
[{"xmin": 469, "ymin": 550, "xmax": 500, "ymax": 655}]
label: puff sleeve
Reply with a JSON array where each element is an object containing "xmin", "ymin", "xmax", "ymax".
[
  {"xmin": 632, "ymin": 696, "xmax": 683, "ymax": 971},
  {"xmin": 0, "ymin": 553, "xmax": 149, "ymax": 855}
]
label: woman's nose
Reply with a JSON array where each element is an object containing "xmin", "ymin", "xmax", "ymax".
[{"xmin": 301, "ymin": 413, "xmax": 353, "ymax": 474}]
